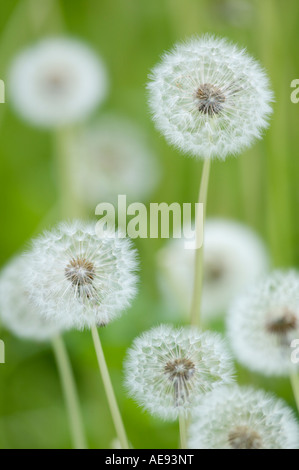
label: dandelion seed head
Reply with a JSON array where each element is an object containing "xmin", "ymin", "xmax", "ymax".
[
  {"xmin": 148, "ymin": 35, "xmax": 273, "ymax": 159},
  {"xmin": 24, "ymin": 220, "xmax": 138, "ymax": 330},
  {"xmin": 188, "ymin": 385, "xmax": 299, "ymax": 449},
  {"xmin": 124, "ymin": 325, "xmax": 234, "ymax": 421},
  {"xmin": 157, "ymin": 219, "xmax": 269, "ymax": 320},
  {"xmin": 227, "ymin": 270, "xmax": 299, "ymax": 376},
  {"xmin": 0, "ymin": 256, "xmax": 68, "ymax": 340},
  {"xmin": 9, "ymin": 38, "xmax": 108, "ymax": 127},
  {"xmin": 68, "ymin": 116, "xmax": 160, "ymax": 206}
]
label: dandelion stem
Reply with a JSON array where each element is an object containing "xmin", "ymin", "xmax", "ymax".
[
  {"xmin": 52, "ymin": 335, "xmax": 87, "ymax": 449},
  {"xmin": 290, "ymin": 371, "xmax": 299, "ymax": 414},
  {"xmin": 54, "ymin": 128, "xmax": 85, "ymax": 219},
  {"xmin": 179, "ymin": 414, "xmax": 187, "ymax": 449},
  {"xmin": 190, "ymin": 158, "xmax": 211, "ymax": 326},
  {"xmin": 91, "ymin": 325, "xmax": 129, "ymax": 449}
]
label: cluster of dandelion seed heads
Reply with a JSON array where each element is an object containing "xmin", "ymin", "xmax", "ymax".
[
  {"xmin": 24, "ymin": 221, "xmax": 138, "ymax": 330},
  {"xmin": 148, "ymin": 35, "xmax": 273, "ymax": 159},
  {"xmin": 188, "ymin": 386, "xmax": 299, "ymax": 449},
  {"xmin": 9, "ymin": 38, "xmax": 108, "ymax": 127},
  {"xmin": 124, "ymin": 325, "xmax": 234, "ymax": 421},
  {"xmin": 0, "ymin": 256, "xmax": 69, "ymax": 341},
  {"xmin": 157, "ymin": 219, "xmax": 269, "ymax": 320},
  {"xmin": 68, "ymin": 116, "xmax": 160, "ymax": 206},
  {"xmin": 227, "ymin": 270, "xmax": 299, "ymax": 376}
]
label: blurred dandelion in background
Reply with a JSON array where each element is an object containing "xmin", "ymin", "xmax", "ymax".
[
  {"xmin": 157, "ymin": 219, "xmax": 269, "ymax": 321},
  {"xmin": 0, "ymin": 255, "xmax": 68, "ymax": 340},
  {"xmin": 67, "ymin": 115, "xmax": 160, "ymax": 207},
  {"xmin": 147, "ymin": 35, "xmax": 273, "ymax": 159},
  {"xmin": 188, "ymin": 385, "xmax": 299, "ymax": 449},
  {"xmin": 227, "ymin": 270, "xmax": 299, "ymax": 376},
  {"xmin": 124, "ymin": 324, "xmax": 234, "ymax": 421},
  {"xmin": 8, "ymin": 37, "xmax": 108, "ymax": 128},
  {"xmin": 23, "ymin": 220, "xmax": 138, "ymax": 329}
]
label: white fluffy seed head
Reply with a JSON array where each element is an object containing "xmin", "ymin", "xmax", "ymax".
[
  {"xmin": 188, "ymin": 385, "xmax": 299, "ymax": 449},
  {"xmin": 68, "ymin": 115, "xmax": 160, "ymax": 206},
  {"xmin": 24, "ymin": 220, "xmax": 138, "ymax": 330},
  {"xmin": 0, "ymin": 255, "xmax": 69, "ymax": 341},
  {"xmin": 227, "ymin": 270, "xmax": 299, "ymax": 376},
  {"xmin": 124, "ymin": 324, "xmax": 234, "ymax": 421},
  {"xmin": 148, "ymin": 35, "xmax": 273, "ymax": 159},
  {"xmin": 9, "ymin": 37, "xmax": 108, "ymax": 128},
  {"xmin": 157, "ymin": 219, "xmax": 269, "ymax": 321}
]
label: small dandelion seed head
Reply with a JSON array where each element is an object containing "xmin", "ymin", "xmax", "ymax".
[
  {"xmin": 24, "ymin": 220, "xmax": 138, "ymax": 330},
  {"xmin": 9, "ymin": 37, "xmax": 108, "ymax": 128},
  {"xmin": 147, "ymin": 35, "xmax": 273, "ymax": 159},
  {"xmin": 124, "ymin": 325, "xmax": 234, "ymax": 421},
  {"xmin": 68, "ymin": 115, "xmax": 160, "ymax": 207},
  {"xmin": 0, "ymin": 256, "xmax": 69, "ymax": 341},
  {"xmin": 157, "ymin": 219, "xmax": 269, "ymax": 320},
  {"xmin": 227, "ymin": 270, "xmax": 299, "ymax": 376},
  {"xmin": 188, "ymin": 385, "xmax": 299, "ymax": 449}
]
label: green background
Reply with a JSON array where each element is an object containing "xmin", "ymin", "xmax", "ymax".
[{"xmin": 0, "ymin": 0, "xmax": 298, "ymax": 449}]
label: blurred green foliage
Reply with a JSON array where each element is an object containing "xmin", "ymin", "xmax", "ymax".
[{"xmin": 0, "ymin": 0, "xmax": 298, "ymax": 449}]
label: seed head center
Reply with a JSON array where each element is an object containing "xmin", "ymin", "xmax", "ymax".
[
  {"xmin": 228, "ymin": 426, "xmax": 262, "ymax": 450},
  {"xmin": 204, "ymin": 259, "xmax": 224, "ymax": 284},
  {"xmin": 266, "ymin": 308, "xmax": 297, "ymax": 336},
  {"xmin": 195, "ymin": 83, "xmax": 225, "ymax": 116},
  {"xmin": 65, "ymin": 257, "xmax": 96, "ymax": 287},
  {"xmin": 164, "ymin": 357, "xmax": 195, "ymax": 382}
]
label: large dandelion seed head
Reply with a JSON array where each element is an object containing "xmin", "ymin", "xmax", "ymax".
[
  {"xmin": 124, "ymin": 325, "xmax": 234, "ymax": 421},
  {"xmin": 188, "ymin": 386, "xmax": 299, "ymax": 449},
  {"xmin": 157, "ymin": 219, "xmax": 269, "ymax": 320},
  {"xmin": 0, "ymin": 256, "xmax": 69, "ymax": 341},
  {"xmin": 148, "ymin": 35, "xmax": 273, "ymax": 159},
  {"xmin": 24, "ymin": 221, "xmax": 138, "ymax": 330},
  {"xmin": 68, "ymin": 115, "xmax": 160, "ymax": 206},
  {"xmin": 9, "ymin": 38, "xmax": 108, "ymax": 127},
  {"xmin": 227, "ymin": 270, "xmax": 299, "ymax": 376}
]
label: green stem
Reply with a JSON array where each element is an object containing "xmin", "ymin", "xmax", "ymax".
[
  {"xmin": 179, "ymin": 414, "xmax": 187, "ymax": 449},
  {"xmin": 290, "ymin": 371, "xmax": 299, "ymax": 414},
  {"xmin": 54, "ymin": 128, "xmax": 85, "ymax": 219},
  {"xmin": 52, "ymin": 335, "xmax": 87, "ymax": 449},
  {"xmin": 91, "ymin": 325, "xmax": 129, "ymax": 449},
  {"xmin": 190, "ymin": 158, "xmax": 211, "ymax": 327}
]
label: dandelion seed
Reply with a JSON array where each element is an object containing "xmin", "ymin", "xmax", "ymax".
[
  {"xmin": 0, "ymin": 256, "xmax": 68, "ymax": 340},
  {"xmin": 9, "ymin": 38, "xmax": 108, "ymax": 127},
  {"xmin": 157, "ymin": 219, "xmax": 269, "ymax": 320},
  {"xmin": 227, "ymin": 270, "xmax": 299, "ymax": 376},
  {"xmin": 68, "ymin": 115, "xmax": 160, "ymax": 206},
  {"xmin": 24, "ymin": 221, "xmax": 138, "ymax": 330},
  {"xmin": 148, "ymin": 35, "xmax": 273, "ymax": 159},
  {"xmin": 188, "ymin": 385, "xmax": 299, "ymax": 449},
  {"xmin": 124, "ymin": 325, "xmax": 234, "ymax": 421}
]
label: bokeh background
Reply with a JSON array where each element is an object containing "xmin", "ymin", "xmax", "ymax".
[{"xmin": 0, "ymin": 0, "xmax": 298, "ymax": 449}]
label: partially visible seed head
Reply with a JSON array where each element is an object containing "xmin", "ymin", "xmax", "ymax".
[
  {"xmin": 188, "ymin": 385, "xmax": 299, "ymax": 449},
  {"xmin": 65, "ymin": 257, "xmax": 96, "ymax": 287},
  {"xmin": 195, "ymin": 83, "xmax": 226, "ymax": 116},
  {"xmin": 228, "ymin": 270, "xmax": 299, "ymax": 377},
  {"xmin": 228, "ymin": 425, "xmax": 262, "ymax": 449}
]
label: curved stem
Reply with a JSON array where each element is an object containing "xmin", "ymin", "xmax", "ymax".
[
  {"xmin": 190, "ymin": 158, "xmax": 211, "ymax": 327},
  {"xmin": 52, "ymin": 335, "xmax": 87, "ymax": 449},
  {"xmin": 91, "ymin": 325, "xmax": 129, "ymax": 449},
  {"xmin": 290, "ymin": 371, "xmax": 299, "ymax": 414}
]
